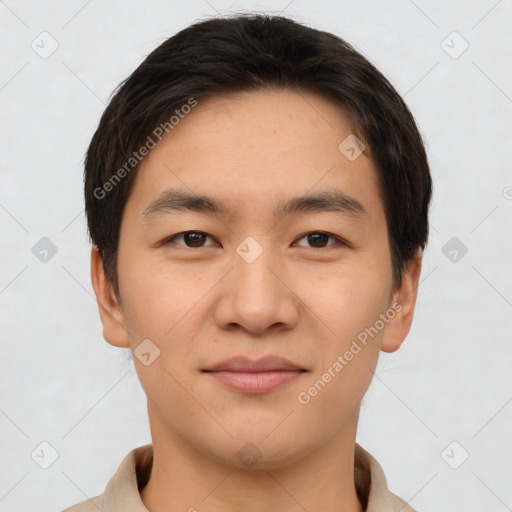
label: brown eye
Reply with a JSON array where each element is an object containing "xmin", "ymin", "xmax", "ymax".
[
  {"xmin": 165, "ymin": 231, "xmax": 216, "ymax": 248},
  {"xmin": 306, "ymin": 233, "xmax": 330, "ymax": 248},
  {"xmin": 294, "ymin": 232, "xmax": 346, "ymax": 249}
]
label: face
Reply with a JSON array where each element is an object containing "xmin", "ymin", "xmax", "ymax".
[{"xmin": 92, "ymin": 89, "xmax": 420, "ymax": 469}]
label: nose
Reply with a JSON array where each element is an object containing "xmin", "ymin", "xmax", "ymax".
[{"xmin": 213, "ymin": 239, "xmax": 300, "ymax": 335}]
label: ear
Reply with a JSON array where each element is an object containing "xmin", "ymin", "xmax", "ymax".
[
  {"xmin": 90, "ymin": 245, "xmax": 131, "ymax": 348},
  {"xmin": 380, "ymin": 250, "xmax": 422, "ymax": 353}
]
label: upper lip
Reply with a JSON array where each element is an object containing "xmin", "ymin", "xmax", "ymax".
[{"xmin": 204, "ymin": 356, "xmax": 305, "ymax": 373}]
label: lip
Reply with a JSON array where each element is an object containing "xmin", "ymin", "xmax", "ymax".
[
  {"xmin": 203, "ymin": 356, "xmax": 307, "ymax": 394},
  {"xmin": 205, "ymin": 355, "xmax": 304, "ymax": 372}
]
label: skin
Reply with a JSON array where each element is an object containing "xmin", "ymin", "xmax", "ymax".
[{"xmin": 91, "ymin": 89, "xmax": 421, "ymax": 512}]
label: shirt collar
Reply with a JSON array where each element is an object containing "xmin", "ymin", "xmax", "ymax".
[{"xmin": 68, "ymin": 443, "xmax": 416, "ymax": 512}]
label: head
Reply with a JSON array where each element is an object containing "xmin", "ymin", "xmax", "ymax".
[{"xmin": 87, "ymin": 14, "xmax": 432, "ymax": 469}]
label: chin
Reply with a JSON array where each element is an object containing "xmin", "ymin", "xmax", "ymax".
[{"xmin": 206, "ymin": 431, "xmax": 316, "ymax": 471}]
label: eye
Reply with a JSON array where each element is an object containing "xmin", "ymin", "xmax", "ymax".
[
  {"xmin": 294, "ymin": 231, "xmax": 348, "ymax": 249},
  {"xmin": 162, "ymin": 231, "xmax": 348, "ymax": 249},
  {"xmin": 163, "ymin": 231, "xmax": 217, "ymax": 248}
]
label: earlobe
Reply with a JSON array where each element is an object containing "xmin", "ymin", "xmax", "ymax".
[
  {"xmin": 90, "ymin": 245, "xmax": 131, "ymax": 348},
  {"xmin": 380, "ymin": 251, "xmax": 422, "ymax": 353}
]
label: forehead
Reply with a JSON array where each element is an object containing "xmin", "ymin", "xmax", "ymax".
[
  {"xmin": 123, "ymin": 89, "xmax": 384, "ymax": 227},
  {"xmin": 175, "ymin": 89, "xmax": 355, "ymax": 148}
]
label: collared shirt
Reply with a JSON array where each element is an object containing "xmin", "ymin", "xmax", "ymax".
[{"xmin": 63, "ymin": 443, "xmax": 416, "ymax": 511}]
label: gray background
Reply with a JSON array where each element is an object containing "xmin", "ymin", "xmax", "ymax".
[{"xmin": 1, "ymin": 1, "xmax": 511, "ymax": 511}]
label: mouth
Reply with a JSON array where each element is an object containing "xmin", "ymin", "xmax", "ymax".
[{"xmin": 202, "ymin": 355, "xmax": 308, "ymax": 394}]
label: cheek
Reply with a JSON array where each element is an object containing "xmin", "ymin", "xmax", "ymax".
[
  {"xmin": 117, "ymin": 255, "xmax": 214, "ymax": 387},
  {"xmin": 295, "ymin": 259, "xmax": 390, "ymax": 403},
  {"xmin": 118, "ymin": 252, "xmax": 199, "ymax": 337},
  {"xmin": 118, "ymin": 264, "xmax": 204, "ymax": 408},
  {"xmin": 295, "ymin": 277, "xmax": 385, "ymax": 426},
  {"xmin": 304, "ymin": 262, "xmax": 391, "ymax": 342}
]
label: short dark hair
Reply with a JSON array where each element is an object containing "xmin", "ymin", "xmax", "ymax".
[{"xmin": 84, "ymin": 13, "xmax": 432, "ymax": 299}]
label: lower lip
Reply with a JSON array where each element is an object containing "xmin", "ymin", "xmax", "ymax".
[{"xmin": 205, "ymin": 370, "xmax": 304, "ymax": 393}]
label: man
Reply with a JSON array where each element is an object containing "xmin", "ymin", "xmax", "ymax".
[{"xmin": 64, "ymin": 12, "xmax": 432, "ymax": 512}]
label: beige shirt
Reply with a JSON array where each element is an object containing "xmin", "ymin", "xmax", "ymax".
[{"xmin": 63, "ymin": 443, "xmax": 416, "ymax": 511}]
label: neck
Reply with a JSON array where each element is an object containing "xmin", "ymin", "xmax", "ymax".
[{"xmin": 141, "ymin": 410, "xmax": 365, "ymax": 512}]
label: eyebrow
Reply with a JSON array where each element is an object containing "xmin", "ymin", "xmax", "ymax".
[{"xmin": 142, "ymin": 188, "xmax": 367, "ymax": 222}]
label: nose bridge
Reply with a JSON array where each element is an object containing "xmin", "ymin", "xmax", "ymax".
[{"xmin": 233, "ymin": 234, "xmax": 281, "ymax": 303}]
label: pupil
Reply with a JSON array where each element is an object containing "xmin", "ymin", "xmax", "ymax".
[
  {"xmin": 308, "ymin": 233, "xmax": 328, "ymax": 247},
  {"xmin": 185, "ymin": 232, "xmax": 204, "ymax": 247}
]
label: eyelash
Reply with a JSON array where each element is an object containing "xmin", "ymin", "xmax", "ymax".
[{"xmin": 162, "ymin": 231, "xmax": 349, "ymax": 249}]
